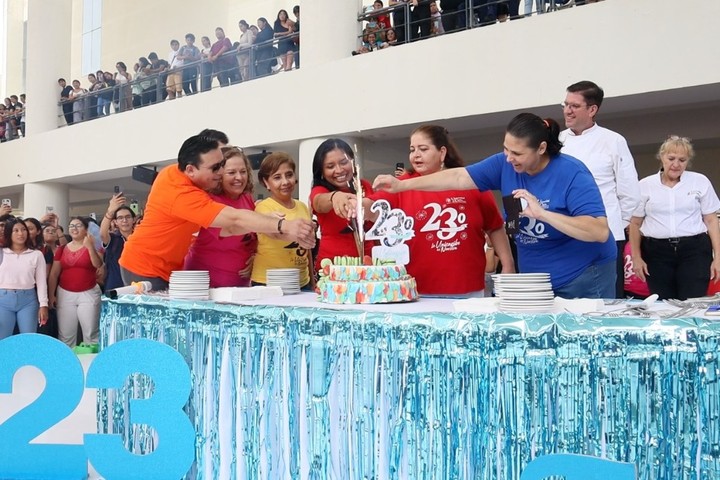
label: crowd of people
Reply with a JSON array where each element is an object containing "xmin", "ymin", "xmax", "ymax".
[
  {"xmin": 1, "ymin": 77, "xmax": 716, "ymax": 346},
  {"xmin": 356, "ymin": 0, "xmax": 605, "ymax": 51},
  {"xmin": 368, "ymin": 80, "xmax": 720, "ymax": 301},
  {"xmin": 1, "ymin": 94, "xmax": 25, "ymax": 142},
  {"xmin": 56, "ymin": 7, "xmax": 300, "ymax": 126}
]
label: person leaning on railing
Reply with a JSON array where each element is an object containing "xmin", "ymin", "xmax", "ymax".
[
  {"xmin": 274, "ymin": 9, "xmax": 296, "ymax": 72},
  {"xmin": 254, "ymin": 17, "xmax": 275, "ymax": 77},
  {"xmin": 199, "ymin": 36, "xmax": 214, "ymax": 92},
  {"xmin": 115, "ymin": 61, "xmax": 133, "ymax": 112},
  {"xmin": 209, "ymin": 27, "xmax": 235, "ymax": 87},
  {"xmin": 166, "ymin": 39, "xmax": 185, "ymax": 100},
  {"xmin": 237, "ymin": 20, "xmax": 255, "ymax": 82},
  {"xmin": 177, "ymin": 33, "xmax": 201, "ymax": 96}
]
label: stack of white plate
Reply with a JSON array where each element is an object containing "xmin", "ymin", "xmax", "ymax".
[
  {"xmin": 169, "ymin": 270, "xmax": 210, "ymax": 300},
  {"xmin": 266, "ymin": 268, "xmax": 300, "ymax": 295},
  {"xmin": 492, "ymin": 273, "xmax": 554, "ymax": 313}
]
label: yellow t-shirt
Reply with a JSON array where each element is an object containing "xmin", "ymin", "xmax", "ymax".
[{"xmin": 251, "ymin": 198, "xmax": 311, "ymax": 286}]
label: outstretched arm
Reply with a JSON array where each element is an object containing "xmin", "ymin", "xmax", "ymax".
[
  {"xmin": 373, "ymin": 168, "xmax": 477, "ymax": 194},
  {"xmin": 211, "ymin": 206, "xmax": 316, "ymax": 250}
]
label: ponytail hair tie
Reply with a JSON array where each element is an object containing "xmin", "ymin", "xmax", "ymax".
[{"xmin": 542, "ymin": 119, "xmax": 550, "ymax": 128}]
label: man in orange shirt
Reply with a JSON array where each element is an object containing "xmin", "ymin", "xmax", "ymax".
[{"xmin": 119, "ymin": 134, "xmax": 315, "ymax": 290}]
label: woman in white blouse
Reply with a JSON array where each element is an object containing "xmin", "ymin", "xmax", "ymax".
[
  {"xmin": 629, "ymin": 136, "xmax": 720, "ymax": 300},
  {"xmin": 0, "ymin": 218, "xmax": 48, "ymax": 340},
  {"xmin": 237, "ymin": 20, "xmax": 255, "ymax": 81}
]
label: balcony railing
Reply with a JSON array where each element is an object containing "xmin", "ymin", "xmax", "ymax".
[
  {"xmin": 356, "ymin": 0, "xmax": 581, "ymax": 47},
  {"xmin": 56, "ymin": 33, "xmax": 299, "ymax": 127}
]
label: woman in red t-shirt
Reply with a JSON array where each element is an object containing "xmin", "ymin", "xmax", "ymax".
[
  {"xmin": 48, "ymin": 216, "xmax": 103, "ymax": 347},
  {"xmin": 366, "ymin": 125, "xmax": 515, "ymax": 296},
  {"xmin": 309, "ymin": 139, "xmax": 374, "ymax": 272}
]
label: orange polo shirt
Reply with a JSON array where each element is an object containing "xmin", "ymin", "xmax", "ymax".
[{"xmin": 119, "ymin": 165, "xmax": 225, "ymax": 281}]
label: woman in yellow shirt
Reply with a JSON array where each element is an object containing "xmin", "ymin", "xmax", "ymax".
[{"xmin": 251, "ymin": 152, "xmax": 313, "ymax": 289}]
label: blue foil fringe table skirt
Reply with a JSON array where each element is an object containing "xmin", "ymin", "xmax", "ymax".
[{"xmin": 98, "ymin": 295, "xmax": 720, "ymax": 479}]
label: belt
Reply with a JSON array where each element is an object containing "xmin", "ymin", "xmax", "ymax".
[{"xmin": 646, "ymin": 233, "xmax": 707, "ymax": 245}]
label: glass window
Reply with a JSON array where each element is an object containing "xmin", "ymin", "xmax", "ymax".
[{"xmin": 81, "ymin": 0, "xmax": 102, "ymax": 74}]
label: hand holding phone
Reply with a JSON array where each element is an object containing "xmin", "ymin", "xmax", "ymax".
[{"xmin": 502, "ymin": 195, "xmax": 523, "ymax": 234}]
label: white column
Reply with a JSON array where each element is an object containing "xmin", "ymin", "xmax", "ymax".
[
  {"xmin": 297, "ymin": 138, "xmax": 326, "ymax": 207},
  {"xmin": 23, "ymin": 182, "xmax": 69, "ymax": 226},
  {"xmin": 301, "ymin": 0, "xmax": 362, "ymax": 68},
  {"xmin": 25, "ymin": 0, "xmax": 72, "ymax": 135}
]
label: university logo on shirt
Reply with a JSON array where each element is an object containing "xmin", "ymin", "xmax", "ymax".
[
  {"xmin": 517, "ymin": 199, "xmax": 550, "ymax": 244},
  {"xmin": 418, "ymin": 198, "xmax": 468, "ymax": 253}
]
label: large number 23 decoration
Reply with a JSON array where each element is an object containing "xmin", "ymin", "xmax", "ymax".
[{"xmin": 0, "ymin": 335, "xmax": 194, "ymax": 480}]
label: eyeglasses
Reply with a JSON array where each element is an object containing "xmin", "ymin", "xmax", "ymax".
[
  {"xmin": 560, "ymin": 102, "xmax": 588, "ymax": 111},
  {"xmin": 199, "ymin": 160, "xmax": 225, "ymax": 173},
  {"xmin": 68, "ymin": 223, "xmax": 84, "ymax": 230},
  {"xmin": 115, "ymin": 215, "xmax": 133, "ymax": 221}
]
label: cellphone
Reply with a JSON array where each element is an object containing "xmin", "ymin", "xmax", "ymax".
[
  {"xmin": 502, "ymin": 195, "xmax": 523, "ymax": 234},
  {"xmin": 395, "ymin": 163, "xmax": 404, "ymax": 170},
  {"xmin": 1, "ymin": 198, "xmax": 11, "ymax": 207},
  {"xmin": 706, "ymin": 305, "xmax": 720, "ymax": 316},
  {"xmin": 129, "ymin": 200, "xmax": 139, "ymax": 215},
  {"xmin": 114, "ymin": 185, "xmax": 121, "ymax": 195},
  {"xmin": 45, "ymin": 205, "xmax": 54, "ymax": 214}
]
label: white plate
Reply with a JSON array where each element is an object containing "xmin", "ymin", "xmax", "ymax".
[
  {"xmin": 497, "ymin": 292, "xmax": 553, "ymax": 297},
  {"xmin": 500, "ymin": 299, "xmax": 555, "ymax": 306},
  {"xmin": 493, "ymin": 273, "xmax": 550, "ymax": 279},
  {"xmin": 499, "ymin": 306, "xmax": 555, "ymax": 313}
]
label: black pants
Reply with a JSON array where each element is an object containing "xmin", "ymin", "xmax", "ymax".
[
  {"xmin": 641, "ymin": 233, "xmax": 712, "ymax": 300},
  {"xmin": 62, "ymin": 105, "xmax": 74, "ymax": 125},
  {"xmin": 411, "ymin": 5, "xmax": 432, "ymax": 40},
  {"xmin": 393, "ymin": 10, "xmax": 407, "ymax": 43},
  {"xmin": 120, "ymin": 266, "xmax": 169, "ymax": 292},
  {"xmin": 441, "ymin": 3, "xmax": 467, "ymax": 33},
  {"xmin": 474, "ymin": 0, "xmax": 496, "ymax": 24},
  {"xmin": 182, "ymin": 66, "xmax": 198, "ymax": 95}
]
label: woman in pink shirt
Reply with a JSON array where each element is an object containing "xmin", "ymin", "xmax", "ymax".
[
  {"xmin": 0, "ymin": 218, "xmax": 48, "ymax": 340},
  {"xmin": 183, "ymin": 146, "xmax": 257, "ymax": 287}
]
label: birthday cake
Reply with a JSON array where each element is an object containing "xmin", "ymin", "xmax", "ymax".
[{"xmin": 317, "ymin": 257, "xmax": 418, "ymax": 304}]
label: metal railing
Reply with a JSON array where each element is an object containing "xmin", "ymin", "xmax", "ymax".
[
  {"xmin": 56, "ymin": 32, "xmax": 299, "ymax": 127},
  {"xmin": 356, "ymin": 0, "xmax": 579, "ymax": 47}
]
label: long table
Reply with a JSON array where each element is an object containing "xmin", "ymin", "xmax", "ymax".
[{"xmin": 98, "ymin": 294, "xmax": 720, "ymax": 479}]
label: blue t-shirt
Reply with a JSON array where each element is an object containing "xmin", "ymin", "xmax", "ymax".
[{"xmin": 466, "ymin": 152, "xmax": 616, "ymax": 288}]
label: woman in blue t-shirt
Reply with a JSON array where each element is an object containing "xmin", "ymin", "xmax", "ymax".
[{"xmin": 373, "ymin": 112, "xmax": 617, "ymax": 298}]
